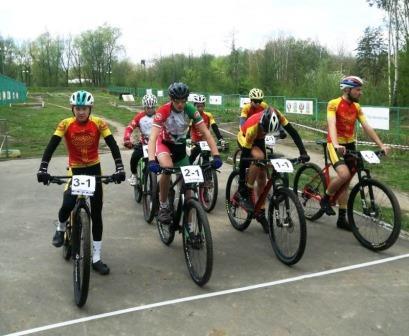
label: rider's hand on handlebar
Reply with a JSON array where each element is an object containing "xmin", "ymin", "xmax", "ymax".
[
  {"xmin": 149, "ymin": 160, "xmax": 161, "ymax": 173},
  {"xmin": 112, "ymin": 160, "xmax": 126, "ymax": 184},
  {"xmin": 381, "ymin": 145, "xmax": 390, "ymax": 156},
  {"xmin": 299, "ymin": 153, "xmax": 310, "ymax": 163},
  {"xmin": 211, "ymin": 155, "xmax": 223, "ymax": 169},
  {"xmin": 37, "ymin": 161, "xmax": 51, "ymax": 185},
  {"xmin": 335, "ymin": 144, "xmax": 346, "ymax": 155},
  {"xmin": 123, "ymin": 139, "xmax": 133, "ymax": 149}
]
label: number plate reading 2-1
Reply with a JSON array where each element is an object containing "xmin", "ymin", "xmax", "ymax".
[
  {"xmin": 270, "ymin": 159, "xmax": 294, "ymax": 173},
  {"xmin": 142, "ymin": 145, "xmax": 149, "ymax": 158},
  {"xmin": 361, "ymin": 151, "xmax": 380, "ymax": 164},
  {"xmin": 199, "ymin": 141, "xmax": 210, "ymax": 151},
  {"xmin": 71, "ymin": 175, "xmax": 96, "ymax": 196},
  {"xmin": 181, "ymin": 165, "xmax": 204, "ymax": 183},
  {"xmin": 265, "ymin": 135, "xmax": 276, "ymax": 147}
]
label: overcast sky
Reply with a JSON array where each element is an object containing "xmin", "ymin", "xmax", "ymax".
[{"xmin": 1, "ymin": 0, "xmax": 385, "ymax": 62}]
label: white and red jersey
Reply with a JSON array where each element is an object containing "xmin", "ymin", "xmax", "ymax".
[{"xmin": 123, "ymin": 111, "xmax": 154, "ymax": 145}]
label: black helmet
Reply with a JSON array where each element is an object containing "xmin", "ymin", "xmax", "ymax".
[{"xmin": 168, "ymin": 82, "xmax": 190, "ymax": 100}]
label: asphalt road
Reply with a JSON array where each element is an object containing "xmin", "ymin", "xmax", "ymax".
[{"xmin": 1, "ymin": 152, "xmax": 409, "ymax": 336}]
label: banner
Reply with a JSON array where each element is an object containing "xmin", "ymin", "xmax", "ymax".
[
  {"xmin": 361, "ymin": 107, "xmax": 389, "ymax": 130},
  {"xmin": 209, "ymin": 95, "xmax": 222, "ymax": 105},
  {"xmin": 285, "ymin": 100, "xmax": 313, "ymax": 115},
  {"xmin": 157, "ymin": 90, "xmax": 163, "ymax": 97}
]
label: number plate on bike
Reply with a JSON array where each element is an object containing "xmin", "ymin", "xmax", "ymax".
[
  {"xmin": 181, "ymin": 165, "xmax": 204, "ymax": 183},
  {"xmin": 361, "ymin": 151, "xmax": 380, "ymax": 164},
  {"xmin": 270, "ymin": 159, "xmax": 294, "ymax": 173},
  {"xmin": 142, "ymin": 145, "xmax": 149, "ymax": 158},
  {"xmin": 265, "ymin": 135, "xmax": 276, "ymax": 147},
  {"xmin": 71, "ymin": 175, "xmax": 96, "ymax": 196},
  {"xmin": 199, "ymin": 141, "xmax": 210, "ymax": 151}
]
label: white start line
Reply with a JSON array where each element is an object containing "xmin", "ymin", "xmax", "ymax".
[{"xmin": 5, "ymin": 253, "xmax": 409, "ymax": 336}]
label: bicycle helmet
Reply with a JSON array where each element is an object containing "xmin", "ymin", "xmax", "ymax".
[
  {"xmin": 70, "ymin": 90, "xmax": 94, "ymax": 106},
  {"xmin": 260, "ymin": 107, "xmax": 280, "ymax": 133},
  {"xmin": 193, "ymin": 94, "xmax": 206, "ymax": 104},
  {"xmin": 142, "ymin": 94, "xmax": 157, "ymax": 108},
  {"xmin": 249, "ymin": 88, "xmax": 264, "ymax": 100},
  {"xmin": 340, "ymin": 76, "xmax": 364, "ymax": 90},
  {"xmin": 168, "ymin": 82, "xmax": 190, "ymax": 100}
]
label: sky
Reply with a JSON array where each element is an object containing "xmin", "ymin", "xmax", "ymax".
[{"xmin": 0, "ymin": 0, "xmax": 385, "ymax": 63}]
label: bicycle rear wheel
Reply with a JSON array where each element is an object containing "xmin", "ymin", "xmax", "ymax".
[
  {"xmin": 268, "ymin": 187, "xmax": 307, "ymax": 265},
  {"xmin": 293, "ymin": 163, "xmax": 326, "ymax": 221},
  {"xmin": 199, "ymin": 169, "xmax": 218, "ymax": 213},
  {"xmin": 143, "ymin": 171, "xmax": 158, "ymax": 223},
  {"xmin": 348, "ymin": 178, "xmax": 401, "ymax": 251},
  {"xmin": 71, "ymin": 205, "xmax": 91, "ymax": 307},
  {"xmin": 182, "ymin": 198, "xmax": 213, "ymax": 286},
  {"xmin": 225, "ymin": 170, "xmax": 252, "ymax": 231}
]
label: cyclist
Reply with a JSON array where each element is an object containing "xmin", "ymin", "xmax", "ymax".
[
  {"xmin": 123, "ymin": 93, "xmax": 157, "ymax": 185},
  {"xmin": 188, "ymin": 94, "xmax": 224, "ymax": 164},
  {"xmin": 237, "ymin": 107, "xmax": 310, "ymax": 232},
  {"xmin": 240, "ymin": 88, "xmax": 287, "ymax": 139},
  {"xmin": 36, "ymin": 90, "xmax": 125, "ymax": 275},
  {"xmin": 320, "ymin": 76, "xmax": 390, "ymax": 230},
  {"xmin": 147, "ymin": 82, "xmax": 223, "ymax": 223}
]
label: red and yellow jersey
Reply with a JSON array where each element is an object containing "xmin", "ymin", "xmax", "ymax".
[
  {"xmin": 326, "ymin": 97, "xmax": 367, "ymax": 144},
  {"xmin": 240, "ymin": 101, "xmax": 268, "ymax": 120},
  {"xmin": 237, "ymin": 109, "xmax": 288, "ymax": 149},
  {"xmin": 190, "ymin": 111, "xmax": 216, "ymax": 142},
  {"xmin": 54, "ymin": 116, "xmax": 112, "ymax": 168}
]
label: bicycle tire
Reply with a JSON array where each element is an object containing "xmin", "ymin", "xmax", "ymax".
[
  {"xmin": 133, "ymin": 161, "xmax": 143, "ymax": 203},
  {"xmin": 72, "ymin": 205, "xmax": 91, "ymax": 307},
  {"xmin": 182, "ymin": 198, "xmax": 213, "ymax": 286},
  {"xmin": 157, "ymin": 184, "xmax": 177, "ymax": 245},
  {"xmin": 225, "ymin": 170, "xmax": 252, "ymax": 231},
  {"xmin": 62, "ymin": 220, "xmax": 72, "ymax": 261},
  {"xmin": 348, "ymin": 178, "xmax": 401, "ymax": 251},
  {"xmin": 143, "ymin": 171, "xmax": 158, "ymax": 223},
  {"xmin": 293, "ymin": 163, "xmax": 326, "ymax": 221},
  {"xmin": 268, "ymin": 187, "xmax": 307, "ymax": 265},
  {"xmin": 199, "ymin": 169, "xmax": 218, "ymax": 213}
]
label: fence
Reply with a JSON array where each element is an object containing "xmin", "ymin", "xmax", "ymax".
[
  {"xmin": 108, "ymin": 86, "xmax": 409, "ymax": 146},
  {"xmin": 0, "ymin": 119, "xmax": 9, "ymax": 158},
  {"xmin": 0, "ymin": 74, "xmax": 27, "ymax": 105}
]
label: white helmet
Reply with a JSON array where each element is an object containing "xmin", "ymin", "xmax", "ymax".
[
  {"xmin": 340, "ymin": 76, "xmax": 364, "ymax": 90},
  {"xmin": 193, "ymin": 94, "xmax": 206, "ymax": 104},
  {"xmin": 142, "ymin": 94, "xmax": 157, "ymax": 108},
  {"xmin": 260, "ymin": 107, "xmax": 280, "ymax": 133},
  {"xmin": 249, "ymin": 88, "xmax": 264, "ymax": 99},
  {"xmin": 70, "ymin": 90, "xmax": 94, "ymax": 106}
]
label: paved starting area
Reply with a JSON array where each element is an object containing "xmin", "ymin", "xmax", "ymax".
[{"xmin": 1, "ymin": 153, "xmax": 409, "ymax": 336}]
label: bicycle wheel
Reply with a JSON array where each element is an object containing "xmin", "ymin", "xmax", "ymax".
[
  {"xmin": 133, "ymin": 162, "xmax": 143, "ymax": 203},
  {"xmin": 182, "ymin": 198, "xmax": 213, "ymax": 286},
  {"xmin": 157, "ymin": 185, "xmax": 176, "ymax": 246},
  {"xmin": 348, "ymin": 178, "xmax": 401, "ymax": 251},
  {"xmin": 71, "ymin": 205, "xmax": 91, "ymax": 307},
  {"xmin": 232, "ymin": 148, "xmax": 241, "ymax": 171},
  {"xmin": 199, "ymin": 169, "xmax": 218, "ymax": 213},
  {"xmin": 225, "ymin": 170, "xmax": 252, "ymax": 231},
  {"xmin": 62, "ymin": 220, "xmax": 72, "ymax": 261},
  {"xmin": 293, "ymin": 163, "xmax": 326, "ymax": 221},
  {"xmin": 268, "ymin": 188, "xmax": 307, "ymax": 265},
  {"xmin": 143, "ymin": 171, "xmax": 158, "ymax": 223}
]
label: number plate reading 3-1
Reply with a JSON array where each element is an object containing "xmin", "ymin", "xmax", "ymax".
[
  {"xmin": 181, "ymin": 165, "xmax": 204, "ymax": 183},
  {"xmin": 71, "ymin": 175, "xmax": 96, "ymax": 196},
  {"xmin": 265, "ymin": 135, "xmax": 276, "ymax": 147},
  {"xmin": 361, "ymin": 151, "xmax": 380, "ymax": 164},
  {"xmin": 270, "ymin": 159, "xmax": 294, "ymax": 173},
  {"xmin": 142, "ymin": 145, "xmax": 149, "ymax": 158},
  {"xmin": 199, "ymin": 141, "xmax": 210, "ymax": 151}
]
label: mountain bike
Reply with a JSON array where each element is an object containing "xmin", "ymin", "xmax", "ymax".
[
  {"xmin": 48, "ymin": 174, "xmax": 114, "ymax": 307},
  {"xmin": 156, "ymin": 163, "xmax": 214, "ymax": 286},
  {"xmin": 293, "ymin": 140, "xmax": 401, "ymax": 251},
  {"xmin": 132, "ymin": 143, "xmax": 148, "ymax": 204},
  {"xmin": 225, "ymin": 156, "xmax": 307, "ymax": 265}
]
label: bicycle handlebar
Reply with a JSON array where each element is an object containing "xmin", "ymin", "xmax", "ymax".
[
  {"xmin": 159, "ymin": 162, "xmax": 213, "ymax": 175},
  {"xmin": 345, "ymin": 149, "xmax": 385, "ymax": 159},
  {"xmin": 49, "ymin": 175, "xmax": 116, "ymax": 185}
]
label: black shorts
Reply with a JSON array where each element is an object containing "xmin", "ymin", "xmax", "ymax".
[{"xmin": 327, "ymin": 142, "xmax": 356, "ymax": 169}]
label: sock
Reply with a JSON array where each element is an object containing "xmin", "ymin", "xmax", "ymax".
[
  {"xmin": 56, "ymin": 221, "xmax": 66, "ymax": 232},
  {"xmin": 93, "ymin": 240, "xmax": 102, "ymax": 263},
  {"xmin": 160, "ymin": 201, "xmax": 169, "ymax": 208},
  {"xmin": 338, "ymin": 208, "xmax": 347, "ymax": 219}
]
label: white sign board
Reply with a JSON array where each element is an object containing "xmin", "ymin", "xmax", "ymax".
[
  {"xmin": 209, "ymin": 95, "xmax": 222, "ymax": 105},
  {"xmin": 180, "ymin": 165, "xmax": 204, "ymax": 183},
  {"xmin": 240, "ymin": 97, "xmax": 250, "ymax": 108},
  {"xmin": 285, "ymin": 100, "xmax": 314, "ymax": 115},
  {"xmin": 157, "ymin": 90, "xmax": 164, "ymax": 97},
  {"xmin": 146, "ymin": 89, "xmax": 152, "ymax": 95},
  {"xmin": 199, "ymin": 141, "xmax": 210, "ymax": 151},
  {"xmin": 361, "ymin": 107, "xmax": 389, "ymax": 130},
  {"xmin": 122, "ymin": 94, "xmax": 135, "ymax": 102},
  {"xmin": 71, "ymin": 175, "xmax": 96, "ymax": 196},
  {"xmin": 270, "ymin": 159, "xmax": 294, "ymax": 173},
  {"xmin": 361, "ymin": 151, "xmax": 380, "ymax": 164},
  {"xmin": 188, "ymin": 93, "xmax": 196, "ymax": 102}
]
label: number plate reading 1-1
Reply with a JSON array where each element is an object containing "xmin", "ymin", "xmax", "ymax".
[
  {"xmin": 71, "ymin": 175, "xmax": 96, "ymax": 196},
  {"xmin": 270, "ymin": 159, "xmax": 294, "ymax": 173},
  {"xmin": 361, "ymin": 151, "xmax": 380, "ymax": 164},
  {"xmin": 181, "ymin": 165, "xmax": 204, "ymax": 183},
  {"xmin": 143, "ymin": 145, "xmax": 149, "ymax": 158},
  {"xmin": 265, "ymin": 135, "xmax": 276, "ymax": 147},
  {"xmin": 199, "ymin": 141, "xmax": 210, "ymax": 151}
]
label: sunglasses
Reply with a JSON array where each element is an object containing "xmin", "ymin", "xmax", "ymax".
[{"xmin": 251, "ymin": 99, "xmax": 263, "ymax": 104}]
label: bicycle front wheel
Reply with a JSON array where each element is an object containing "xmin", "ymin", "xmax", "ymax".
[
  {"xmin": 143, "ymin": 171, "xmax": 158, "ymax": 223},
  {"xmin": 348, "ymin": 178, "xmax": 401, "ymax": 251},
  {"xmin": 232, "ymin": 148, "xmax": 241, "ymax": 171},
  {"xmin": 199, "ymin": 169, "xmax": 218, "ymax": 213},
  {"xmin": 225, "ymin": 170, "xmax": 252, "ymax": 231},
  {"xmin": 62, "ymin": 220, "xmax": 72, "ymax": 261},
  {"xmin": 268, "ymin": 187, "xmax": 307, "ymax": 266},
  {"xmin": 133, "ymin": 162, "xmax": 144, "ymax": 203},
  {"xmin": 182, "ymin": 198, "xmax": 213, "ymax": 286},
  {"xmin": 72, "ymin": 206, "xmax": 91, "ymax": 307},
  {"xmin": 293, "ymin": 163, "xmax": 326, "ymax": 221}
]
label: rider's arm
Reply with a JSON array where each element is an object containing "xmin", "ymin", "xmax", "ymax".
[
  {"xmin": 283, "ymin": 123, "xmax": 307, "ymax": 155},
  {"xmin": 104, "ymin": 135, "xmax": 122, "ymax": 162},
  {"xmin": 197, "ymin": 123, "xmax": 219, "ymax": 156},
  {"xmin": 208, "ymin": 113, "xmax": 223, "ymax": 140},
  {"xmin": 327, "ymin": 114, "xmax": 340, "ymax": 147},
  {"xmin": 123, "ymin": 114, "xmax": 140, "ymax": 143},
  {"xmin": 41, "ymin": 135, "xmax": 62, "ymax": 163},
  {"xmin": 148, "ymin": 125, "xmax": 161, "ymax": 161},
  {"xmin": 361, "ymin": 120, "xmax": 389, "ymax": 154}
]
